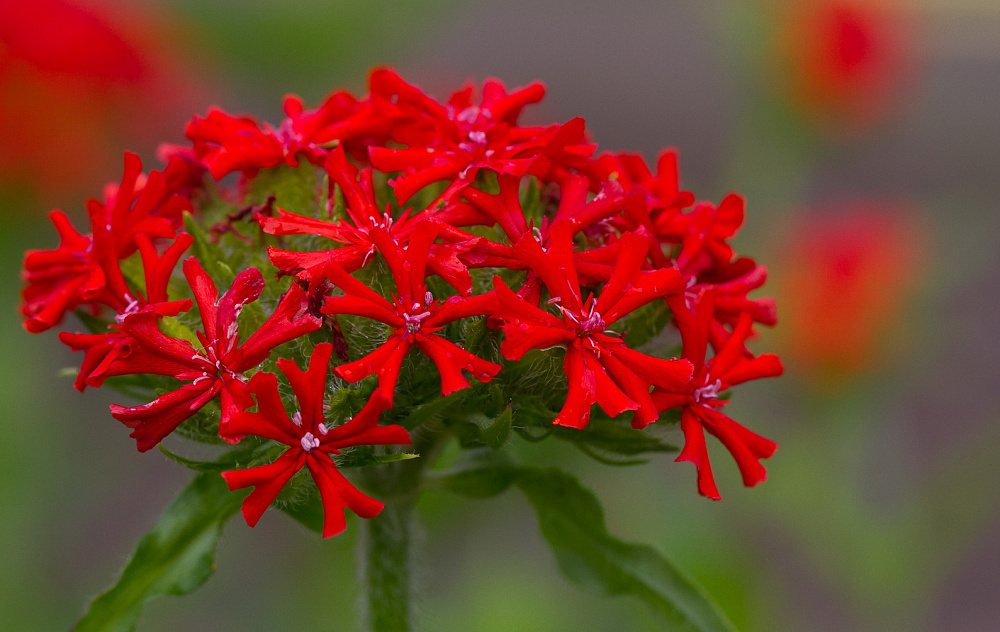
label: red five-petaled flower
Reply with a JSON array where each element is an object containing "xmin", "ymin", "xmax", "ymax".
[
  {"xmin": 222, "ymin": 343, "xmax": 411, "ymax": 538},
  {"xmin": 653, "ymin": 289, "xmax": 784, "ymax": 500},
  {"xmin": 260, "ymin": 145, "xmax": 481, "ymax": 295},
  {"xmin": 494, "ymin": 227, "xmax": 693, "ymax": 429},
  {"xmin": 95, "ymin": 257, "xmax": 322, "ymax": 451},
  {"xmin": 322, "ymin": 221, "xmax": 501, "ymax": 406}
]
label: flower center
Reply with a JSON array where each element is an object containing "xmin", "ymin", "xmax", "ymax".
[
  {"xmin": 402, "ymin": 307, "xmax": 431, "ymax": 337},
  {"xmin": 693, "ymin": 379, "xmax": 723, "ymax": 403},
  {"xmin": 114, "ymin": 294, "xmax": 142, "ymax": 324},
  {"xmin": 300, "ymin": 432, "xmax": 320, "ymax": 452}
]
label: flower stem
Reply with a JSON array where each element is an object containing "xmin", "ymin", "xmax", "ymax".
[
  {"xmin": 359, "ymin": 429, "xmax": 448, "ymax": 632},
  {"xmin": 362, "ymin": 493, "xmax": 417, "ymax": 632}
]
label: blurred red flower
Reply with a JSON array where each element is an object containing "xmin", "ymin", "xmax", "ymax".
[
  {"xmin": 774, "ymin": 0, "xmax": 910, "ymax": 131},
  {"xmin": 774, "ymin": 204, "xmax": 925, "ymax": 386},
  {"xmin": 0, "ymin": 0, "xmax": 204, "ymax": 196}
]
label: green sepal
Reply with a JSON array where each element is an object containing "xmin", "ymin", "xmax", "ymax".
[
  {"xmin": 277, "ymin": 491, "xmax": 326, "ymax": 534},
  {"xmin": 183, "ymin": 212, "xmax": 234, "ymax": 288},
  {"xmin": 73, "ymin": 473, "xmax": 245, "ymax": 632},
  {"xmin": 73, "ymin": 308, "xmax": 113, "ymax": 335},
  {"xmin": 481, "ymin": 405, "xmax": 513, "ymax": 450},
  {"xmin": 249, "ymin": 163, "xmax": 319, "ymax": 216},
  {"xmin": 157, "ymin": 314, "xmax": 200, "ymax": 348}
]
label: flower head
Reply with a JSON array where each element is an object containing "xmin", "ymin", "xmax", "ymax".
[{"xmin": 222, "ymin": 343, "xmax": 411, "ymax": 537}]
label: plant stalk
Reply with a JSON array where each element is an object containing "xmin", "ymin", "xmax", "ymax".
[{"xmin": 359, "ymin": 428, "xmax": 448, "ymax": 632}]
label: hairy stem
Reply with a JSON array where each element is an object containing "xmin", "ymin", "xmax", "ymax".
[{"xmin": 359, "ymin": 428, "xmax": 448, "ymax": 632}]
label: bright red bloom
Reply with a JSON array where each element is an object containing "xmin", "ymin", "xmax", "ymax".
[
  {"xmin": 20, "ymin": 152, "xmax": 189, "ymax": 333},
  {"xmin": 260, "ymin": 145, "xmax": 482, "ymax": 295},
  {"xmin": 95, "ymin": 258, "xmax": 322, "ymax": 451},
  {"xmin": 459, "ymin": 173, "xmax": 631, "ymax": 305},
  {"xmin": 186, "ymin": 88, "xmax": 391, "ymax": 180},
  {"xmin": 494, "ymin": 228, "xmax": 692, "ymax": 429},
  {"xmin": 653, "ymin": 290, "xmax": 783, "ymax": 499},
  {"xmin": 368, "ymin": 68, "xmax": 594, "ymax": 204},
  {"xmin": 322, "ymin": 222, "xmax": 501, "ymax": 406},
  {"xmin": 58, "ymin": 232, "xmax": 194, "ymax": 391},
  {"xmin": 222, "ymin": 343, "xmax": 411, "ymax": 538},
  {"xmin": 599, "ymin": 149, "xmax": 694, "ymax": 216}
]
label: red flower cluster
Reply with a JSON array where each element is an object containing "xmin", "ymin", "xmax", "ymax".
[{"xmin": 22, "ymin": 68, "xmax": 782, "ymax": 535}]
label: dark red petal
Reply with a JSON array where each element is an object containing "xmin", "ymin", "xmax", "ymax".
[
  {"xmin": 417, "ymin": 334, "xmax": 501, "ymax": 396},
  {"xmin": 306, "ymin": 455, "xmax": 383, "ymax": 538},
  {"xmin": 277, "ymin": 343, "xmax": 334, "ymax": 431},
  {"xmin": 553, "ymin": 344, "xmax": 597, "ymax": 429},
  {"xmin": 182, "ymin": 257, "xmax": 219, "ymax": 342},
  {"xmin": 675, "ymin": 407, "xmax": 722, "ymax": 500},
  {"xmin": 222, "ymin": 450, "xmax": 307, "ymax": 527},
  {"xmin": 699, "ymin": 406, "xmax": 776, "ymax": 488},
  {"xmin": 111, "ymin": 382, "xmax": 218, "ymax": 452}
]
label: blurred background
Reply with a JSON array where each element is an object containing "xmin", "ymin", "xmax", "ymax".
[{"xmin": 3, "ymin": 0, "xmax": 999, "ymax": 630}]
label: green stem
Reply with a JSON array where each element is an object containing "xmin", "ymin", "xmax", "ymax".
[
  {"xmin": 362, "ymin": 493, "xmax": 417, "ymax": 632},
  {"xmin": 359, "ymin": 428, "xmax": 448, "ymax": 632}
]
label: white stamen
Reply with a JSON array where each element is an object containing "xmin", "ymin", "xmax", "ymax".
[
  {"xmin": 424, "ymin": 291, "xmax": 434, "ymax": 305},
  {"xmin": 191, "ymin": 373, "xmax": 213, "ymax": 386},
  {"xmin": 291, "ymin": 411, "xmax": 302, "ymax": 426},
  {"xmin": 300, "ymin": 432, "xmax": 320, "ymax": 452},
  {"xmin": 693, "ymin": 379, "xmax": 723, "ymax": 403},
  {"xmin": 317, "ymin": 423, "xmax": 329, "ymax": 436},
  {"xmin": 114, "ymin": 294, "xmax": 142, "ymax": 325},
  {"xmin": 403, "ymin": 309, "xmax": 432, "ymax": 336}
]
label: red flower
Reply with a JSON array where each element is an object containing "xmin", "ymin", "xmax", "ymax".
[
  {"xmin": 222, "ymin": 343, "xmax": 411, "ymax": 537},
  {"xmin": 776, "ymin": 0, "xmax": 909, "ymax": 130},
  {"xmin": 367, "ymin": 69, "xmax": 593, "ymax": 204},
  {"xmin": 600, "ymin": 149, "xmax": 694, "ymax": 216},
  {"xmin": 20, "ymin": 152, "xmax": 189, "ymax": 333},
  {"xmin": 458, "ymin": 173, "xmax": 631, "ymax": 305},
  {"xmin": 186, "ymin": 88, "xmax": 390, "ymax": 180},
  {"xmin": 494, "ymin": 228, "xmax": 692, "ymax": 428},
  {"xmin": 94, "ymin": 258, "xmax": 322, "ymax": 451},
  {"xmin": 260, "ymin": 145, "xmax": 481, "ymax": 295},
  {"xmin": 774, "ymin": 205, "xmax": 923, "ymax": 382},
  {"xmin": 58, "ymin": 232, "xmax": 194, "ymax": 391},
  {"xmin": 653, "ymin": 290, "xmax": 783, "ymax": 500},
  {"xmin": 321, "ymin": 221, "xmax": 501, "ymax": 406}
]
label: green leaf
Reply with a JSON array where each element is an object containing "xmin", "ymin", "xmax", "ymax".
[
  {"xmin": 516, "ymin": 469, "xmax": 738, "ymax": 632},
  {"xmin": 397, "ymin": 391, "xmax": 461, "ymax": 430},
  {"xmin": 158, "ymin": 442, "xmax": 267, "ymax": 473},
  {"xmin": 335, "ymin": 451, "xmax": 419, "ymax": 469},
  {"xmin": 427, "ymin": 449, "xmax": 518, "ymax": 499},
  {"xmin": 557, "ymin": 418, "xmax": 679, "ymax": 465},
  {"xmin": 74, "ymin": 473, "xmax": 244, "ymax": 632}
]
